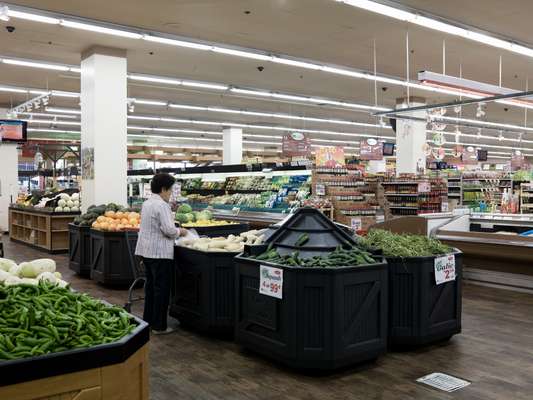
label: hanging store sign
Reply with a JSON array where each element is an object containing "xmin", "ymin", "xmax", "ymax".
[
  {"xmin": 259, "ymin": 265, "xmax": 283, "ymax": 299},
  {"xmin": 282, "ymin": 132, "xmax": 311, "ymax": 157},
  {"xmin": 462, "ymin": 146, "xmax": 478, "ymax": 165},
  {"xmin": 315, "ymin": 146, "xmax": 345, "ymax": 168},
  {"xmin": 360, "ymin": 138, "xmax": 383, "ymax": 160},
  {"xmin": 511, "ymin": 152, "xmax": 526, "ymax": 171},
  {"xmin": 434, "ymin": 254, "xmax": 456, "ymax": 285}
]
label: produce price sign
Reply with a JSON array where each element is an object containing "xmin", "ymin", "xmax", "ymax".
[
  {"xmin": 315, "ymin": 146, "xmax": 345, "ymax": 168},
  {"xmin": 360, "ymin": 138, "xmax": 383, "ymax": 160},
  {"xmin": 351, "ymin": 217, "xmax": 362, "ymax": 231},
  {"xmin": 259, "ymin": 265, "xmax": 283, "ymax": 299},
  {"xmin": 434, "ymin": 254, "xmax": 456, "ymax": 285},
  {"xmin": 417, "ymin": 181, "xmax": 431, "ymax": 193},
  {"xmin": 282, "ymin": 132, "xmax": 311, "ymax": 157}
]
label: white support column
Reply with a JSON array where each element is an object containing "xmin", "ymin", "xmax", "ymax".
[
  {"xmin": 223, "ymin": 127, "xmax": 242, "ymax": 165},
  {"xmin": 0, "ymin": 107, "xmax": 19, "ymax": 233},
  {"xmin": 395, "ymin": 97, "xmax": 427, "ymax": 176},
  {"xmin": 81, "ymin": 46, "xmax": 127, "ymax": 210}
]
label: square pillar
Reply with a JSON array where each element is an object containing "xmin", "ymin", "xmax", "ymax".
[
  {"xmin": 81, "ymin": 46, "xmax": 127, "ymax": 210},
  {"xmin": 223, "ymin": 127, "xmax": 242, "ymax": 165},
  {"xmin": 395, "ymin": 97, "xmax": 427, "ymax": 176},
  {"xmin": 0, "ymin": 107, "xmax": 18, "ymax": 232}
]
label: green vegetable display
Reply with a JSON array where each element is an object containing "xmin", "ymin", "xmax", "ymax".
[
  {"xmin": 358, "ymin": 229, "xmax": 451, "ymax": 257},
  {"xmin": 251, "ymin": 245, "xmax": 376, "ymax": 267},
  {"xmin": 0, "ymin": 282, "xmax": 135, "ymax": 360}
]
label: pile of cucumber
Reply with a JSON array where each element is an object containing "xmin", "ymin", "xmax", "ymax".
[{"xmin": 251, "ymin": 244, "xmax": 376, "ymax": 268}]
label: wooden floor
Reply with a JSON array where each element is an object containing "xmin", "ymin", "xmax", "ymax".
[{"xmin": 2, "ymin": 235, "xmax": 533, "ymax": 400}]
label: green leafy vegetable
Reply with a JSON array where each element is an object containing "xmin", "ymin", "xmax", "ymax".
[{"xmin": 358, "ymin": 229, "xmax": 451, "ymax": 257}]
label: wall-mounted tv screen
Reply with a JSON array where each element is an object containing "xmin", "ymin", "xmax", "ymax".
[
  {"xmin": 0, "ymin": 120, "xmax": 27, "ymax": 143},
  {"xmin": 382, "ymin": 142, "xmax": 395, "ymax": 156}
]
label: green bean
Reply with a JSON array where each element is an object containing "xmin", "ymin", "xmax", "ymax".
[{"xmin": 0, "ymin": 281, "xmax": 136, "ymax": 361}]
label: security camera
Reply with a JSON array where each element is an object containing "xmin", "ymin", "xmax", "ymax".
[
  {"xmin": 504, "ymin": 107, "xmax": 509, "ymax": 112},
  {"xmin": 257, "ymin": 66, "xmax": 264, "ymax": 72},
  {"xmin": 6, "ymin": 26, "xmax": 15, "ymax": 33},
  {"xmin": 381, "ymin": 87, "xmax": 388, "ymax": 92}
]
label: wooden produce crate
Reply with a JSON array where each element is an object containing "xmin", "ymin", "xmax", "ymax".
[
  {"xmin": 0, "ymin": 344, "xmax": 149, "ymax": 400},
  {"xmin": 9, "ymin": 206, "xmax": 80, "ymax": 253}
]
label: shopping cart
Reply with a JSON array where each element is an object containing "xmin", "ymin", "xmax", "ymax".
[{"xmin": 124, "ymin": 230, "xmax": 146, "ymax": 313}]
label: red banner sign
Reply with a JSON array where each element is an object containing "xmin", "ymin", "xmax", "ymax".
[
  {"xmin": 360, "ymin": 139, "xmax": 383, "ymax": 160},
  {"xmin": 282, "ymin": 132, "xmax": 311, "ymax": 157}
]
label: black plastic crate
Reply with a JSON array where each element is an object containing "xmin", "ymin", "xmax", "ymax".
[
  {"xmin": 235, "ymin": 253, "xmax": 388, "ymax": 370},
  {"xmin": 0, "ymin": 311, "xmax": 149, "ymax": 387},
  {"xmin": 170, "ymin": 246, "xmax": 238, "ymax": 334},
  {"xmin": 185, "ymin": 223, "xmax": 250, "ymax": 238},
  {"xmin": 386, "ymin": 250, "xmax": 463, "ymax": 348},
  {"xmin": 68, "ymin": 224, "xmax": 92, "ymax": 277},
  {"xmin": 90, "ymin": 229, "xmax": 136, "ymax": 286},
  {"xmin": 234, "ymin": 208, "xmax": 388, "ymax": 370}
]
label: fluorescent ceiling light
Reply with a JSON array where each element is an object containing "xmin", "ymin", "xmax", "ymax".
[
  {"xmin": 271, "ymin": 57, "xmax": 322, "ymax": 70},
  {"xmin": 133, "ymin": 99, "xmax": 167, "ymax": 106},
  {"xmin": 128, "ymin": 74, "xmax": 182, "ymax": 85},
  {"xmin": 7, "ymin": 10, "xmax": 60, "ymax": 24},
  {"xmin": 211, "ymin": 47, "xmax": 272, "ymax": 61},
  {"xmin": 50, "ymin": 90, "xmax": 79, "ymax": 98},
  {"xmin": 168, "ymin": 104, "xmax": 208, "ymax": 111},
  {"xmin": 181, "ymin": 81, "xmax": 228, "ymax": 90},
  {"xmin": 45, "ymin": 107, "xmax": 81, "ymax": 115},
  {"xmin": 27, "ymin": 128, "xmax": 79, "ymax": 134},
  {"xmin": 0, "ymin": 86, "xmax": 28, "ymax": 93},
  {"xmin": 437, "ymin": 116, "xmax": 533, "ymax": 132},
  {"xmin": 2, "ymin": 59, "xmax": 69, "ymax": 71},
  {"xmin": 335, "ymin": 0, "xmax": 533, "ymax": 59},
  {"xmin": 18, "ymin": 111, "xmax": 77, "ymax": 119},
  {"xmin": 143, "ymin": 35, "xmax": 211, "ymax": 50},
  {"xmin": 60, "ymin": 20, "xmax": 142, "ymax": 39},
  {"xmin": 24, "ymin": 119, "xmax": 81, "ymax": 126}
]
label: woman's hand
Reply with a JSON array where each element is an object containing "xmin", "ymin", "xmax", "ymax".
[{"xmin": 178, "ymin": 227, "xmax": 188, "ymax": 237}]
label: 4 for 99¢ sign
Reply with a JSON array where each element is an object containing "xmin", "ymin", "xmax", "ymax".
[
  {"xmin": 260, "ymin": 265, "xmax": 283, "ymax": 299},
  {"xmin": 434, "ymin": 254, "xmax": 456, "ymax": 285}
]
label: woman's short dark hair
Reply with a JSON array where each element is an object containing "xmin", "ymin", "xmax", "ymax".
[{"xmin": 150, "ymin": 173, "xmax": 176, "ymax": 194}]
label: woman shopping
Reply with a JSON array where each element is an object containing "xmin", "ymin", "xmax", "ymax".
[{"xmin": 135, "ymin": 173, "xmax": 186, "ymax": 334}]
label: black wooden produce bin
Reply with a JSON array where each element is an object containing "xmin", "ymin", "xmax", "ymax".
[
  {"xmin": 185, "ymin": 223, "xmax": 250, "ymax": 238},
  {"xmin": 387, "ymin": 250, "xmax": 463, "ymax": 348},
  {"xmin": 170, "ymin": 246, "xmax": 239, "ymax": 334},
  {"xmin": 234, "ymin": 207, "xmax": 388, "ymax": 370},
  {"xmin": 68, "ymin": 224, "xmax": 92, "ymax": 277},
  {"xmin": 0, "ymin": 312, "xmax": 149, "ymax": 387},
  {"xmin": 90, "ymin": 229, "xmax": 136, "ymax": 286}
]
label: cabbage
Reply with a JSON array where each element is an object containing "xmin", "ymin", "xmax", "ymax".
[
  {"xmin": 37, "ymin": 271, "xmax": 57, "ymax": 284},
  {"xmin": 31, "ymin": 259, "xmax": 56, "ymax": 275},
  {"xmin": 20, "ymin": 278, "xmax": 38, "ymax": 286},
  {"xmin": 0, "ymin": 258, "xmax": 17, "ymax": 272},
  {"xmin": 73, "ymin": 200, "xmax": 80, "ymax": 207},
  {"xmin": 0, "ymin": 270, "xmax": 12, "ymax": 283},
  {"xmin": 71, "ymin": 193, "xmax": 80, "ymax": 200},
  {"xmin": 177, "ymin": 204, "xmax": 193, "ymax": 214},
  {"xmin": 4, "ymin": 276, "xmax": 22, "ymax": 286},
  {"xmin": 56, "ymin": 279, "xmax": 69, "ymax": 289},
  {"xmin": 54, "ymin": 272, "xmax": 62, "ymax": 279},
  {"xmin": 59, "ymin": 193, "xmax": 70, "ymax": 200},
  {"xmin": 55, "ymin": 206, "xmax": 63, "ymax": 212},
  {"xmin": 67, "ymin": 200, "xmax": 74, "ymax": 208},
  {"xmin": 19, "ymin": 261, "xmax": 37, "ymax": 278},
  {"xmin": 71, "ymin": 206, "xmax": 80, "ymax": 212},
  {"xmin": 58, "ymin": 199, "xmax": 67, "ymax": 207},
  {"xmin": 8, "ymin": 264, "xmax": 21, "ymax": 277},
  {"xmin": 63, "ymin": 207, "xmax": 71, "ymax": 212}
]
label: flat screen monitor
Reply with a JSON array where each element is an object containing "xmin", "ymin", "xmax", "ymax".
[
  {"xmin": 0, "ymin": 120, "xmax": 27, "ymax": 143},
  {"xmin": 382, "ymin": 142, "xmax": 395, "ymax": 156},
  {"xmin": 477, "ymin": 149, "xmax": 488, "ymax": 161}
]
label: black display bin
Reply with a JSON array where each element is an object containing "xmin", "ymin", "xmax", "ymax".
[
  {"xmin": 0, "ymin": 311, "xmax": 149, "ymax": 387},
  {"xmin": 170, "ymin": 245, "xmax": 239, "ymax": 334},
  {"xmin": 185, "ymin": 223, "xmax": 250, "ymax": 238},
  {"xmin": 68, "ymin": 224, "xmax": 92, "ymax": 277},
  {"xmin": 234, "ymin": 208, "xmax": 388, "ymax": 370},
  {"xmin": 386, "ymin": 250, "xmax": 463, "ymax": 348},
  {"xmin": 90, "ymin": 229, "xmax": 136, "ymax": 286}
]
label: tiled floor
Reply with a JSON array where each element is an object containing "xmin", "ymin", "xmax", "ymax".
[{"xmin": 2, "ymin": 234, "xmax": 533, "ymax": 400}]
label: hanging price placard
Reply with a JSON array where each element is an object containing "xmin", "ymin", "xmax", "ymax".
[
  {"xmin": 434, "ymin": 254, "xmax": 456, "ymax": 285},
  {"xmin": 260, "ymin": 265, "xmax": 283, "ymax": 299}
]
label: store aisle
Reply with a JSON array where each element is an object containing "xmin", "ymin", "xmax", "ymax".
[{"xmin": 3, "ymin": 235, "xmax": 532, "ymax": 400}]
